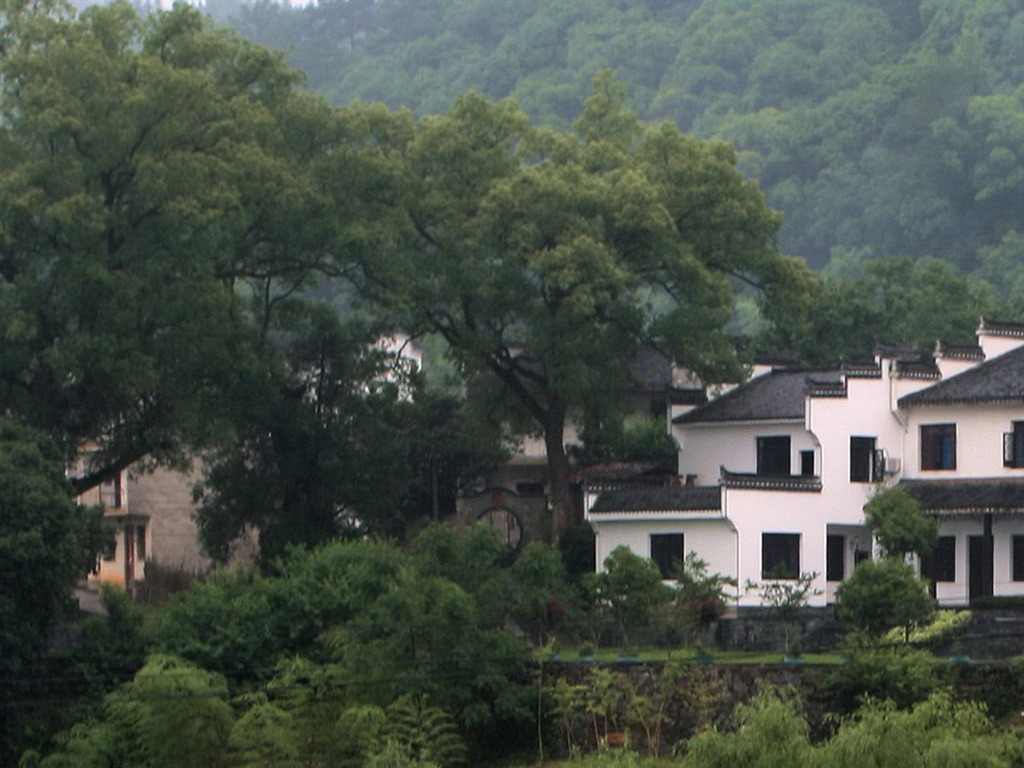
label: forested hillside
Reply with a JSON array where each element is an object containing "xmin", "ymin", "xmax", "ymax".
[{"xmin": 226, "ymin": 0, "xmax": 1024, "ymax": 290}]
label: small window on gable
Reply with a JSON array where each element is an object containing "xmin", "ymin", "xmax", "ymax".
[
  {"xmin": 650, "ymin": 533, "xmax": 684, "ymax": 579},
  {"xmin": 762, "ymin": 533, "xmax": 800, "ymax": 580},
  {"xmin": 921, "ymin": 536, "xmax": 956, "ymax": 583},
  {"xmin": 850, "ymin": 437, "xmax": 877, "ymax": 483},
  {"xmin": 1004, "ymin": 423, "xmax": 1024, "ymax": 469},
  {"xmin": 757, "ymin": 436, "xmax": 791, "ymax": 476},
  {"xmin": 800, "ymin": 450, "xmax": 815, "ymax": 477},
  {"xmin": 921, "ymin": 424, "xmax": 956, "ymax": 471}
]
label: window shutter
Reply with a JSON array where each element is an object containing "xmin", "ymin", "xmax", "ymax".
[{"xmin": 1005, "ymin": 432, "xmax": 1015, "ymax": 467}]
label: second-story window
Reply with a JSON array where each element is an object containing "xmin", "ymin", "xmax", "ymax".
[
  {"xmin": 921, "ymin": 424, "xmax": 956, "ymax": 471},
  {"xmin": 757, "ymin": 436, "xmax": 791, "ymax": 476},
  {"xmin": 100, "ymin": 475, "xmax": 122, "ymax": 508},
  {"xmin": 850, "ymin": 436, "xmax": 877, "ymax": 482}
]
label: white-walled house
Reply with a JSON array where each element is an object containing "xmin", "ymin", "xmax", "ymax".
[{"xmin": 585, "ymin": 319, "xmax": 1024, "ymax": 608}]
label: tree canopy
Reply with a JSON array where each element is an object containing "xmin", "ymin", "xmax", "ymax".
[
  {"xmin": 0, "ymin": 0, "xmax": 344, "ymax": 493},
  {"xmin": 230, "ymin": 0, "xmax": 1024, "ymax": 288},
  {"xmin": 348, "ymin": 72, "xmax": 808, "ymax": 537}
]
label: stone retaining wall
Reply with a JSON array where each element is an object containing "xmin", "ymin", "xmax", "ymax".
[{"xmin": 542, "ymin": 660, "xmax": 1024, "ymax": 756}]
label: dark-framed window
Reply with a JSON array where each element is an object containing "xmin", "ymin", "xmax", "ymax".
[
  {"xmin": 762, "ymin": 533, "xmax": 800, "ymax": 579},
  {"xmin": 800, "ymin": 450, "xmax": 815, "ymax": 477},
  {"xmin": 826, "ymin": 535, "xmax": 845, "ymax": 581},
  {"xmin": 850, "ymin": 436, "xmax": 877, "ymax": 482},
  {"xmin": 757, "ymin": 436, "xmax": 791, "ymax": 476},
  {"xmin": 100, "ymin": 474, "xmax": 122, "ymax": 508},
  {"xmin": 1004, "ymin": 422, "xmax": 1024, "ymax": 469},
  {"xmin": 650, "ymin": 533, "xmax": 684, "ymax": 579},
  {"xmin": 921, "ymin": 424, "xmax": 956, "ymax": 470},
  {"xmin": 1013, "ymin": 536, "xmax": 1024, "ymax": 582},
  {"xmin": 921, "ymin": 536, "xmax": 956, "ymax": 582}
]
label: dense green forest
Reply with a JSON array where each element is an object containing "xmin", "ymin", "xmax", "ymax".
[{"xmin": 221, "ymin": 0, "xmax": 1024, "ymax": 288}]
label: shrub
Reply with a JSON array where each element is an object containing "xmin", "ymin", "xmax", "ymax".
[{"xmin": 825, "ymin": 649, "xmax": 943, "ymax": 712}]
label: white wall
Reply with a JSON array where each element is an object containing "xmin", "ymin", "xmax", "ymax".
[
  {"xmin": 905, "ymin": 404, "xmax": 1024, "ymax": 479},
  {"xmin": 675, "ymin": 420, "xmax": 810, "ymax": 485},
  {"xmin": 591, "ymin": 517, "xmax": 738, "ymax": 595}
]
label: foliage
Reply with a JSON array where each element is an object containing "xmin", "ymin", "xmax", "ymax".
[
  {"xmin": 881, "ymin": 608, "xmax": 970, "ymax": 647},
  {"xmin": 73, "ymin": 587, "xmax": 148, "ymax": 696},
  {"xmin": 148, "ymin": 540, "xmax": 406, "ymax": 682},
  {"xmin": 681, "ymin": 686, "xmax": 810, "ymax": 768},
  {"xmin": 378, "ymin": 695, "xmax": 467, "ymax": 767},
  {"xmin": 510, "ymin": 540, "xmax": 572, "ymax": 645},
  {"xmin": 0, "ymin": 418, "xmax": 108, "ymax": 762},
  {"xmin": 0, "ymin": 419, "xmax": 105, "ymax": 663},
  {"xmin": 226, "ymin": 698, "xmax": 302, "ymax": 768},
  {"xmin": 0, "ymin": 1, "xmax": 339, "ymax": 493},
  {"xmin": 38, "ymin": 655, "xmax": 234, "ymax": 768},
  {"xmin": 825, "ymin": 649, "xmax": 942, "ymax": 712},
  {"xmin": 677, "ymin": 687, "xmax": 1023, "ymax": 768},
  {"xmin": 587, "ymin": 546, "xmax": 674, "ymax": 648},
  {"xmin": 347, "ymin": 71, "xmax": 803, "ymax": 538},
  {"xmin": 863, "ymin": 487, "xmax": 938, "ymax": 559},
  {"xmin": 813, "ymin": 690, "xmax": 1020, "ymax": 767},
  {"xmin": 230, "ymin": 0, "xmax": 1024, "ymax": 294},
  {"xmin": 671, "ymin": 552, "xmax": 736, "ymax": 629},
  {"xmin": 745, "ymin": 571, "xmax": 820, "ymax": 654},
  {"xmin": 835, "ymin": 559, "xmax": 935, "ymax": 643},
  {"xmin": 194, "ymin": 308, "xmax": 441, "ymax": 565}
]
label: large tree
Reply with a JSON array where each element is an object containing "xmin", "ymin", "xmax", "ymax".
[
  {"xmin": 0, "ymin": 0, "xmax": 342, "ymax": 493},
  {"xmin": 0, "ymin": 417, "xmax": 107, "ymax": 759},
  {"xmin": 350, "ymin": 73, "xmax": 808, "ymax": 538}
]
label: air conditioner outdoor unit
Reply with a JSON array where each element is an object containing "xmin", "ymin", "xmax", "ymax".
[{"xmin": 874, "ymin": 449, "xmax": 901, "ymax": 477}]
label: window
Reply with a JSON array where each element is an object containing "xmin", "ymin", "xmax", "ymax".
[
  {"xmin": 826, "ymin": 535, "xmax": 845, "ymax": 581},
  {"xmin": 650, "ymin": 533, "xmax": 684, "ymax": 579},
  {"xmin": 850, "ymin": 437, "xmax": 877, "ymax": 482},
  {"xmin": 757, "ymin": 436, "xmax": 791, "ymax": 476},
  {"xmin": 136, "ymin": 525, "xmax": 146, "ymax": 561},
  {"xmin": 100, "ymin": 475, "xmax": 122, "ymax": 508},
  {"xmin": 921, "ymin": 536, "xmax": 956, "ymax": 582},
  {"xmin": 762, "ymin": 533, "xmax": 800, "ymax": 579},
  {"xmin": 1004, "ymin": 423, "xmax": 1024, "ymax": 469},
  {"xmin": 921, "ymin": 424, "xmax": 956, "ymax": 470},
  {"xmin": 800, "ymin": 450, "xmax": 815, "ymax": 477},
  {"xmin": 1014, "ymin": 536, "xmax": 1024, "ymax": 581}
]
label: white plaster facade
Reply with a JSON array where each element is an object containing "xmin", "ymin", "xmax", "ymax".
[{"xmin": 586, "ymin": 320, "xmax": 1024, "ymax": 608}]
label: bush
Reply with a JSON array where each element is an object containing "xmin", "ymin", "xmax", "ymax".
[
  {"xmin": 825, "ymin": 649, "xmax": 943, "ymax": 712},
  {"xmin": 835, "ymin": 559, "xmax": 934, "ymax": 643}
]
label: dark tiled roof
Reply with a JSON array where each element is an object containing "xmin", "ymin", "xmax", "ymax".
[
  {"xmin": 670, "ymin": 387, "xmax": 708, "ymax": 406},
  {"xmin": 899, "ymin": 344, "xmax": 1024, "ymax": 406},
  {"xmin": 674, "ymin": 368, "xmax": 840, "ymax": 424},
  {"xmin": 720, "ymin": 468, "xmax": 822, "ymax": 492},
  {"xmin": 900, "ymin": 478, "xmax": 1024, "ymax": 515},
  {"xmin": 589, "ymin": 486, "xmax": 721, "ymax": 514},
  {"xmin": 935, "ymin": 342, "xmax": 984, "ymax": 361},
  {"xmin": 893, "ymin": 358, "xmax": 941, "ymax": 380},
  {"xmin": 980, "ymin": 318, "xmax": 1024, "ymax": 338}
]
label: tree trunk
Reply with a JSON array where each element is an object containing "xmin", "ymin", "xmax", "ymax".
[{"xmin": 543, "ymin": 403, "xmax": 573, "ymax": 544}]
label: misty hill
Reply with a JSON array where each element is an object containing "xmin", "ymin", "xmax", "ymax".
[{"xmin": 221, "ymin": 0, "xmax": 1024, "ymax": 294}]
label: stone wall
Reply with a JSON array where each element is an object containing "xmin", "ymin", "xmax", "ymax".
[{"xmin": 542, "ymin": 660, "xmax": 1024, "ymax": 757}]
